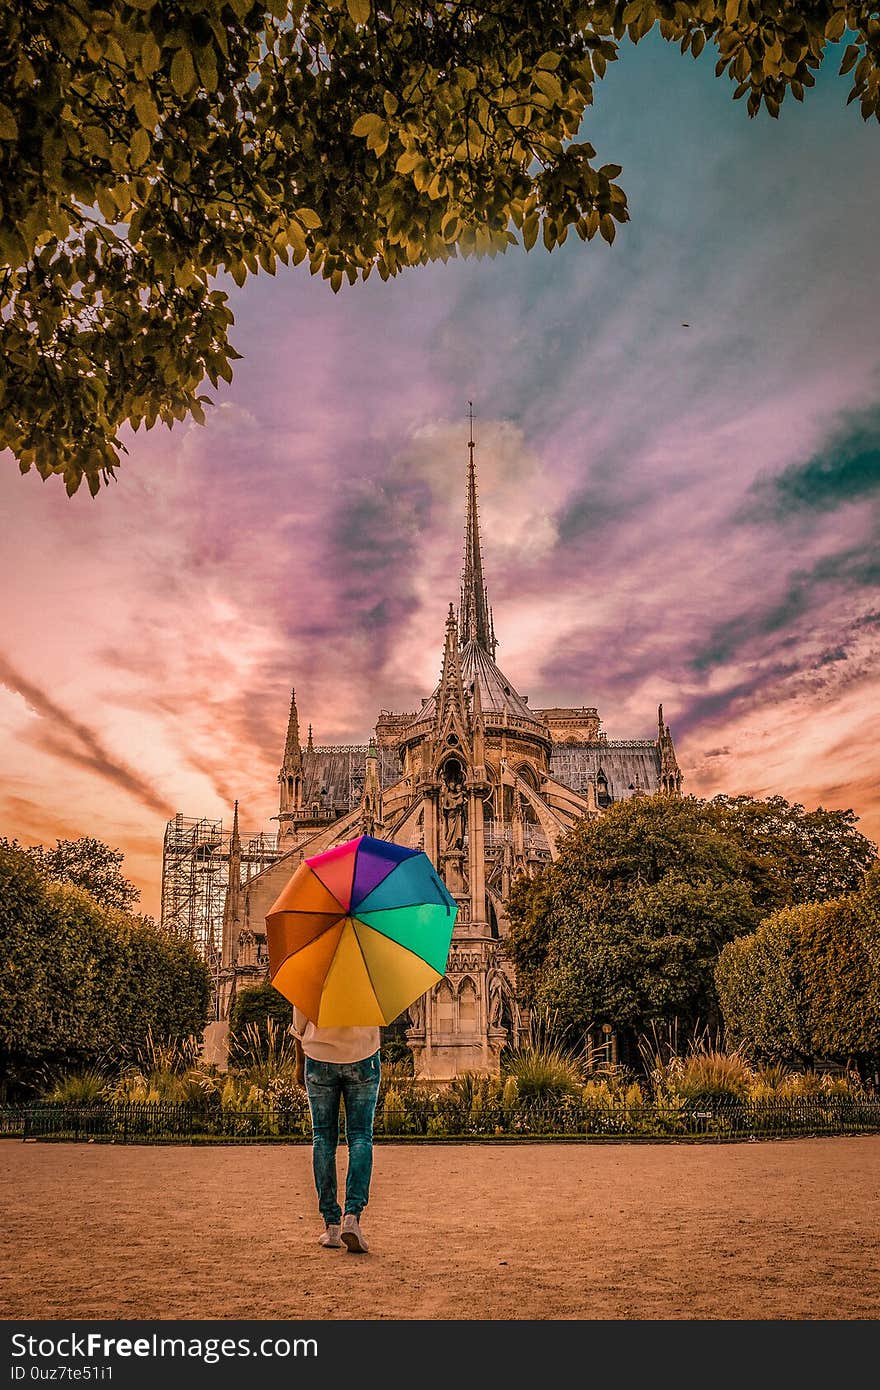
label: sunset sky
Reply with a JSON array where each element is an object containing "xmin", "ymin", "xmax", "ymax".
[{"xmin": 2, "ymin": 35, "xmax": 879, "ymax": 918}]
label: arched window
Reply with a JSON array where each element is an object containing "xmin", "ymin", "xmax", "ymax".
[
  {"xmin": 458, "ymin": 978, "xmax": 477, "ymax": 1032},
  {"xmin": 435, "ymin": 980, "xmax": 454, "ymax": 1034}
]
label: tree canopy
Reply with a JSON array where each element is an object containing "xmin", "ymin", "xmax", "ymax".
[
  {"xmin": 2, "ymin": 1, "xmax": 879, "ymax": 494},
  {"xmin": 505, "ymin": 792, "xmax": 877, "ymax": 1053},
  {"xmin": 2, "ymin": 835, "xmax": 142, "ymax": 913}
]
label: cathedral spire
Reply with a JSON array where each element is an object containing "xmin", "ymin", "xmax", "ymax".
[
  {"xmin": 282, "ymin": 688, "xmax": 302, "ymax": 772},
  {"xmin": 459, "ymin": 403, "xmax": 496, "ymax": 657},
  {"xmin": 278, "ymin": 688, "xmax": 303, "ymax": 826},
  {"xmin": 657, "ymin": 704, "xmax": 683, "ymax": 795},
  {"xmin": 434, "ymin": 603, "xmax": 472, "ymax": 742}
]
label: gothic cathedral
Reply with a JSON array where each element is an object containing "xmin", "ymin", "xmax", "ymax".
[{"xmin": 216, "ymin": 425, "xmax": 682, "ymax": 1078}]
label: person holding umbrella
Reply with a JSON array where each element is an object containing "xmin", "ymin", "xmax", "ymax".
[
  {"xmin": 290, "ymin": 1005, "xmax": 380, "ymax": 1253},
  {"xmin": 267, "ymin": 834, "xmax": 457, "ymax": 1256}
]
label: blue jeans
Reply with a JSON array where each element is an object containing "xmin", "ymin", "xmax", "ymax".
[{"xmin": 304, "ymin": 1052, "xmax": 381, "ymax": 1225}]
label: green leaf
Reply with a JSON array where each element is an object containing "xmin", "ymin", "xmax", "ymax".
[
  {"xmin": 171, "ymin": 48, "xmax": 196, "ymax": 97},
  {"xmin": 140, "ymin": 35, "xmax": 161, "ymax": 76},
  {"xmin": 133, "ymin": 90, "xmax": 159, "ymax": 130},
  {"xmin": 96, "ymin": 186, "xmax": 117, "ymax": 223},
  {"xmin": 534, "ymin": 70, "xmax": 563, "ymax": 102},
  {"xmin": 347, "ymin": 0, "xmax": 370, "ymax": 23},
  {"xmin": 352, "ymin": 113, "xmax": 384, "ymax": 137},
  {"xmin": 130, "ymin": 127, "xmax": 150, "ymax": 169},
  {"xmin": 824, "ymin": 13, "xmax": 846, "ymax": 43},
  {"xmin": 286, "ymin": 219, "xmax": 307, "ymax": 254},
  {"xmin": 395, "ymin": 150, "xmax": 421, "ymax": 174},
  {"xmin": 195, "ymin": 47, "xmax": 219, "ymax": 93},
  {"xmin": 0, "ymin": 103, "xmax": 18, "ymax": 141}
]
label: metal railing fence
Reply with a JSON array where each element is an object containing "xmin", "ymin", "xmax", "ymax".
[{"xmin": 2, "ymin": 1096, "xmax": 878, "ymax": 1144}]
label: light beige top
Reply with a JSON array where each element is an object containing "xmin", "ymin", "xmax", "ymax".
[{"xmin": 291, "ymin": 1006, "xmax": 380, "ymax": 1064}]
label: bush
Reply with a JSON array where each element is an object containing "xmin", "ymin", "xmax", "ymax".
[
  {"xmin": 228, "ymin": 984, "xmax": 292, "ymax": 1059},
  {"xmin": 0, "ymin": 845, "xmax": 211, "ymax": 1095},
  {"xmin": 716, "ymin": 868, "xmax": 880, "ymax": 1071}
]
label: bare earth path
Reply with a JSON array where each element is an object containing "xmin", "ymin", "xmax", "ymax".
[{"xmin": 2, "ymin": 1138, "xmax": 878, "ymax": 1320}]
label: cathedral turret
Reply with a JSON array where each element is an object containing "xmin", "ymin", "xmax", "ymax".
[
  {"xmin": 458, "ymin": 404, "xmax": 497, "ymax": 657},
  {"xmin": 360, "ymin": 738, "xmax": 383, "ymax": 837},
  {"xmin": 434, "ymin": 604, "xmax": 473, "ymax": 749},
  {"xmin": 278, "ymin": 687, "xmax": 304, "ymax": 832},
  {"xmin": 657, "ymin": 704, "xmax": 683, "ymax": 795}
]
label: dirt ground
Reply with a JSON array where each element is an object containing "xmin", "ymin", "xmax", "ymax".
[{"xmin": 2, "ymin": 1137, "xmax": 879, "ymax": 1320}]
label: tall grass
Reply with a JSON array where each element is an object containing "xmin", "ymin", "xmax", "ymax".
[
  {"xmin": 503, "ymin": 1042, "xmax": 584, "ymax": 1102},
  {"xmin": 44, "ymin": 1066, "xmax": 111, "ymax": 1103},
  {"xmin": 134, "ymin": 1027, "xmax": 202, "ymax": 1075},
  {"xmin": 230, "ymin": 1018, "xmax": 300, "ymax": 1090}
]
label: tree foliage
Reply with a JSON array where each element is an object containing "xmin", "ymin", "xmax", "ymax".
[
  {"xmin": 505, "ymin": 792, "xmax": 877, "ymax": 1050},
  {"xmin": 716, "ymin": 865, "xmax": 880, "ymax": 1066},
  {"xmin": 712, "ymin": 794, "xmax": 876, "ymax": 907},
  {"xmin": 0, "ymin": 843, "xmax": 210, "ymax": 1093},
  {"xmin": 229, "ymin": 980, "xmax": 293, "ymax": 1058},
  {"xmin": 3, "ymin": 2, "xmax": 879, "ymax": 493},
  {"xmin": 2, "ymin": 835, "xmax": 141, "ymax": 913}
]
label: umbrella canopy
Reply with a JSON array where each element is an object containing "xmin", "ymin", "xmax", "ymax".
[{"xmin": 266, "ymin": 834, "xmax": 458, "ymax": 1026}]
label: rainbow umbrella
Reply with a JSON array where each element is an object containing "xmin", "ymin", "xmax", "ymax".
[{"xmin": 266, "ymin": 835, "xmax": 458, "ymax": 1026}]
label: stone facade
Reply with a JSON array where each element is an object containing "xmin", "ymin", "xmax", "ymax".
[{"xmin": 214, "ymin": 427, "xmax": 682, "ymax": 1078}]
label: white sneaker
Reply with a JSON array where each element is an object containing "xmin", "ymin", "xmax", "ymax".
[
  {"xmin": 318, "ymin": 1223, "xmax": 342, "ymax": 1248},
  {"xmin": 341, "ymin": 1213, "xmax": 369, "ymax": 1253}
]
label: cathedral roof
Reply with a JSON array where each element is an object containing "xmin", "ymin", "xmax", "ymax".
[
  {"xmin": 418, "ymin": 639, "xmax": 537, "ymax": 724},
  {"xmin": 302, "ymin": 745, "xmax": 401, "ymax": 809},
  {"xmin": 462, "ymin": 640, "xmax": 535, "ymax": 721},
  {"xmin": 550, "ymin": 741, "xmax": 662, "ymax": 800}
]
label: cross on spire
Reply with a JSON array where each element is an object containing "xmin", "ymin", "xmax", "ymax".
[{"xmin": 459, "ymin": 402, "xmax": 497, "ymax": 657}]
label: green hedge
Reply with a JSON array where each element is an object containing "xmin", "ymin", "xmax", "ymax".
[
  {"xmin": 0, "ymin": 845, "xmax": 210, "ymax": 1094},
  {"xmin": 716, "ymin": 867, "xmax": 880, "ymax": 1069}
]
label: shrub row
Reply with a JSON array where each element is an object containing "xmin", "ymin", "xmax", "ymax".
[{"xmin": 0, "ymin": 846, "xmax": 210, "ymax": 1092}]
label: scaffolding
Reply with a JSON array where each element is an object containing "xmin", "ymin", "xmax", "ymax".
[{"xmin": 160, "ymin": 813, "xmax": 281, "ymax": 962}]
